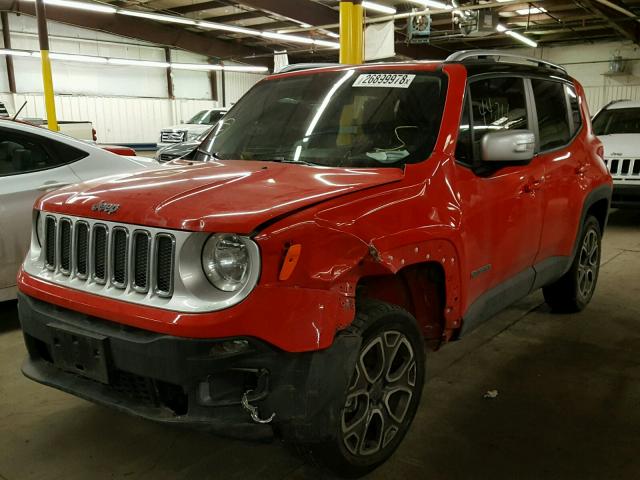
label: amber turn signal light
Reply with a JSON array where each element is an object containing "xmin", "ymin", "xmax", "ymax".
[{"xmin": 279, "ymin": 244, "xmax": 302, "ymax": 281}]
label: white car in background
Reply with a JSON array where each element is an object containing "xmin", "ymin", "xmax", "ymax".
[
  {"xmin": 0, "ymin": 119, "xmax": 159, "ymax": 302},
  {"xmin": 593, "ymin": 100, "xmax": 640, "ymax": 208},
  {"xmin": 158, "ymin": 108, "xmax": 227, "ymax": 148}
]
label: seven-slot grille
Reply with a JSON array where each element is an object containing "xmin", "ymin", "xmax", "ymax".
[
  {"xmin": 604, "ymin": 158, "xmax": 640, "ymax": 178},
  {"xmin": 160, "ymin": 130, "xmax": 186, "ymax": 143},
  {"xmin": 43, "ymin": 216, "xmax": 175, "ymax": 297}
]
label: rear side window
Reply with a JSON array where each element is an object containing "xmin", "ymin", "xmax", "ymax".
[
  {"xmin": 566, "ymin": 85, "xmax": 582, "ymax": 134},
  {"xmin": 531, "ymin": 79, "xmax": 571, "ymax": 151},
  {"xmin": 0, "ymin": 127, "xmax": 88, "ymax": 177}
]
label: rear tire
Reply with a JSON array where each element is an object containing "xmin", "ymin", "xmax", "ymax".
[
  {"xmin": 290, "ymin": 299, "xmax": 425, "ymax": 478},
  {"xmin": 543, "ymin": 215, "xmax": 602, "ymax": 313}
]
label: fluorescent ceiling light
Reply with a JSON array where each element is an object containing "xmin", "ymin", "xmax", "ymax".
[
  {"xmin": 363, "ymin": 1, "xmax": 397, "ymax": 14},
  {"xmin": 171, "ymin": 63, "xmax": 221, "ymax": 71},
  {"xmin": 198, "ymin": 21, "xmax": 258, "ymax": 35},
  {"xmin": 313, "ymin": 39, "xmax": 340, "ymax": 49},
  {"xmin": 47, "ymin": 0, "xmax": 115, "ymax": 12},
  {"xmin": 223, "ymin": 65, "xmax": 269, "ymax": 73},
  {"xmin": 515, "ymin": 7, "xmax": 547, "ymax": 15},
  {"xmin": 262, "ymin": 31, "xmax": 315, "ymax": 44},
  {"xmin": 49, "ymin": 52, "xmax": 108, "ymax": 63},
  {"xmin": 323, "ymin": 30, "xmax": 340, "ymax": 38},
  {"xmin": 496, "ymin": 24, "xmax": 537, "ymax": 47},
  {"xmin": 118, "ymin": 10, "xmax": 196, "ymax": 25},
  {"xmin": 20, "ymin": 0, "xmax": 116, "ymax": 13},
  {"xmin": 496, "ymin": 0, "xmax": 514, "ymax": 2},
  {"xmin": 298, "ymin": 22, "xmax": 312, "ymax": 28},
  {"xmin": 170, "ymin": 63, "xmax": 268, "ymax": 72},
  {"xmin": 108, "ymin": 58, "xmax": 170, "ymax": 68},
  {"xmin": 409, "ymin": 0, "xmax": 453, "ymax": 10},
  {"xmin": 505, "ymin": 30, "xmax": 538, "ymax": 47},
  {"xmin": 0, "ymin": 47, "xmax": 269, "ymax": 71},
  {"xmin": 0, "ymin": 49, "xmax": 32, "ymax": 57}
]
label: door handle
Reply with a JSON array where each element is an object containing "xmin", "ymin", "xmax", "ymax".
[
  {"xmin": 37, "ymin": 181, "xmax": 71, "ymax": 191},
  {"xmin": 523, "ymin": 176, "xmax": 545, "ymax": 194}
]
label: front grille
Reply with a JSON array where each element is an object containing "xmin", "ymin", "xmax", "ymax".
[
  {"xmin": 75, "ymin": 222, "xmax": 89, "ymax": 278},
  {"xmin": 42, "ymin": 216, "xmax": 176, "ymax": 298},
  {"xmin": 159, "ymin": 153, "xmax": 179, "ymax": 162},
  {"xmin": 59, "ymin": 218, "xmax": 72, "ymax": 274},
  {"xmin": 160, "ymin": 130, "xmax": 185, "ymax": 143},
  {"xmin": 604, "ymin": 158, "xmax": 640, "ymax": 178},
  {"xmin": 133, "ymin": 231, "xmax": 151, "ymax": 292},
  {"xmin": 111, "ymin": 227, "xmax": 128, "ymax": 288},
  {"xmin": 155, "ymin": 234, "xmax": 174, "ymax": 297},
  {"xmin": 93, "ymin": 225, "xmax": 108, "ymax": 283},
  {"xmin": 111, "ymin": 371, "xmax": 158, "ymax": 405},
  {"xmin": 45, "ymin": 216, "xmax": 56, "ymax": 269}
]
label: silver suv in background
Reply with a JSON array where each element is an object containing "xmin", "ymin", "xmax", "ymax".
[
  {"xmin": 593, "ymin": 100, "xmax": 640, "ymax": 208},
  {"xmin": 158, "ymin": 108, "xmax": 227, "ymax": 148}
]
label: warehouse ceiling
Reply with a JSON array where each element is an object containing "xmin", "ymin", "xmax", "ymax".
[{"xmin": 4, "ymin": 0, "xmax": 640, "ymax": 65}]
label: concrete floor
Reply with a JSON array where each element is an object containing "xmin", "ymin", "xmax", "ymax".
[{"xmin": 1, "ymin": 209, "xmax": 639, "ymax": 480}]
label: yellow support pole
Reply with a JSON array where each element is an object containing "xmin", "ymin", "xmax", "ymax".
[
  {"xmin": 339, "ymin": 0, "xmax": 364, "ymax": 65},
  {"xmin": 35, "ymin": 0, "xmax": 58, "ymax": 131}
]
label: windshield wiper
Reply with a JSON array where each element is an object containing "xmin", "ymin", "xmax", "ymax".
[
  {"xmin": 261, "ymin": 158, "xmax": 316, "ymax": 166},
  {"xmin": 196, "ymin": 149, "xmax": 223, "ymax": 161}
]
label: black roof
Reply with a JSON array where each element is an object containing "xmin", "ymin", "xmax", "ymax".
[{"xmin": 451, "ymin": 60, "xmax": 572, "ymax": 81}]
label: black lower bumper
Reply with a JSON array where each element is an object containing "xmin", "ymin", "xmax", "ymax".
[
  {"xmin": 611, "ymin": 183, "xmax": 640, "ymax": 208},
  {"xmin": 18, "ymin": 293, "xmax": 360, "ymax": 442}
]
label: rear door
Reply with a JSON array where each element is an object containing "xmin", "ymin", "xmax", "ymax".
[
  {"xmin": 0, "ymin": 126, "xmax": 84, "ymax": 291},
  {"xmin": 529, "ymin": 79, "xmax": 584, "ymax": 270}
]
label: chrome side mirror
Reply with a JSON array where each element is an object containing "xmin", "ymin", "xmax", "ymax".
[{"xmin": 481, "ymin": 129, "xmax": 535, "ymax": 163}]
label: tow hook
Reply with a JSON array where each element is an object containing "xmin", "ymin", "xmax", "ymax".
[{"xmin": 241, "ymin": 390, "xmax": 275, "ymax": 424}]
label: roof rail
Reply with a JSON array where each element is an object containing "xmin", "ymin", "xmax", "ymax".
[
  {"xmin": 445, "ymin": 50, "xmax": 567, "ymax": 74},
  {"xmin": 275, "ymin": 63, "xmax": 340, "ymax": 74}
]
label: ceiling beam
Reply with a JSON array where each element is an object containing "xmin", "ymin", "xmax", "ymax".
[
  {"xmin": 0, "ymin": 0, "xmax": 271, "ymax": 65},
  {"xmin": 236, "ymin": 0, "xmax": 338, "ymax": 26},
  {"xmin": 578, "ymin": 0, "xmax": 640, "ymax": 44},
  {"xmin": 170, "ymin": 1, "xmax": 227, "ymax": 14},
  {"xmin": 205, "ymin": 10, "xmax": 264, "ymax": 22}
]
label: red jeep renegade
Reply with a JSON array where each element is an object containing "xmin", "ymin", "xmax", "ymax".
[{"xmin": 18, "ymin": 51, "xmax": 612, "ymax": 476}]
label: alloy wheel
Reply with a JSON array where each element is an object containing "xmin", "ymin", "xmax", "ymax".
[
  {"xmin": 341, "ymin": 330, "xmax": 417, "ymax": 457},
  {"xmin": 577, "ymin": 229, "xmax": 599, "ymax": 300}
]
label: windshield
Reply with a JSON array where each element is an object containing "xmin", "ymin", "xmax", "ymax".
[
  {"xmin": 197, "ymin": 70, "xmax": 447, "ymax": 168},
  {"xmin": 186, "ymin": 110, "xmax": 226, "ymax": 125},
  {"xmin": 593, "ymin": 107, "xmax": 640, "ymax": 135}
]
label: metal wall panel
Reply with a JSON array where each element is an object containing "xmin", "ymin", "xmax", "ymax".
[
  {"xmin": 223, "ymin": 71, "xmax": 263, "ymax": 107},
  {"xmin": 0, "ymin": 93, "xmax": 224, "ymax": 143}
]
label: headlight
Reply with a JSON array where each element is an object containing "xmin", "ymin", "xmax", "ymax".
[
  {"xmin": 36, "ymin": 211, "xmax": 45, "ymax": 247},
  {"xmin": 202, "ymin": 234, "xmax": 251, "ymax": 292},
  {"xmin": 186, "ymin": 132, "xmax": 199, "ymax": 141}
]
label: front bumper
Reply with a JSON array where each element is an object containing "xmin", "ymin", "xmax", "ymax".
[
  {"xmin": 19, "ymin": 293, "xmax": 359, "ymax": 441},
  {"xmin": 611, "ymin": 182, "xmax": 640, "ymax": 208}
]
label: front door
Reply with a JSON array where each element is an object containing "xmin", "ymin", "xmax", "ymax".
[{"xmin": 453, "ymin": 76, "xmax": 545, "ymax": 321}]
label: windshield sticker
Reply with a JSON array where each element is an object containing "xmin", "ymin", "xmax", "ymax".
[{"xmin": 353, "ymin": 74, "xmax": 416, "ymax": 88}]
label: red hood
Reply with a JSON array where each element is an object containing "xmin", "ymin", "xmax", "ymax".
[{"xmin": 37, "ymin": 160, "xmax": 404, "ymax": 233}]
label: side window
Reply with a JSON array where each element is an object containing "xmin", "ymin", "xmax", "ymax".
[
  {"xmin": 531, "ymin": 79, "xmax": 571, "ymax": 151},
  {"xmin": 468, "ymin": 77, "xmax": 529, "ymax": 161},
  {"xmin": 0, "ymin": 128, "xmax": 87, "ymax": 177},
  {"xmin": 565, "ymin": 84, "xmax": 582, "ymax": 134}
]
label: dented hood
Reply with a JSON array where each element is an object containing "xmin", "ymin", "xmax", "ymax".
[{"xmin": 37, "ymin": 160, "xmax": 404, "ymax": 233}]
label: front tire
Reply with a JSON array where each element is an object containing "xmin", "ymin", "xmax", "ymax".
[
  {"xmin": 292, "ymin": 299, "xmax": 425, "ymax": 478},
  {"xmin": 543, "ymin": 215, "xmax": 602, "ymax": 313}
]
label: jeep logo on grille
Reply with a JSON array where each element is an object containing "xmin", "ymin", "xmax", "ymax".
[{"xmin": 91, "ymin": 201, "xmax": 120, "ymax": 215}]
